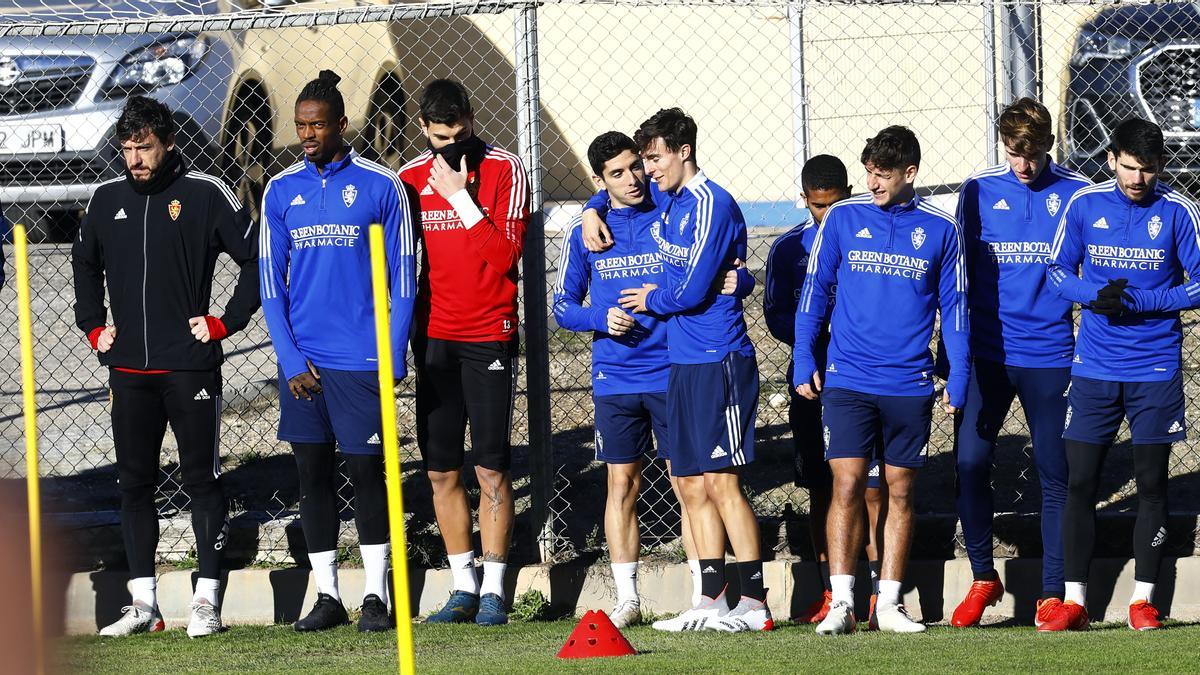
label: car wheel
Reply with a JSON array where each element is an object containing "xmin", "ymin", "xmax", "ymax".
[
  {"xmin": 224, "ymin": 94, "xmax": 269, "ymax": 222},
  {"xmin": 363, "ymin": 79, "xmax": 405, "ymax": 169}
]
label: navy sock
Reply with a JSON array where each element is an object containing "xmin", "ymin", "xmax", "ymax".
[
  {"xmin": 699, "ymin": 558, "xmax": 726, "ymax": 600},
  {"xmin": 738, "ymin": 560, "xmax": 765, "ymax": 602}
]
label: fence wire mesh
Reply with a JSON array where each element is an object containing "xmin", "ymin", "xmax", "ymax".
[{"xmin": 0, "ymin": 0, "xmax": 1197, "ymax": 570}]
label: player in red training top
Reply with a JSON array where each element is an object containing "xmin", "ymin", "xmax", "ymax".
[{"xmin": 398, "ymin": 79, "xmax": 529, "ymax": 626}]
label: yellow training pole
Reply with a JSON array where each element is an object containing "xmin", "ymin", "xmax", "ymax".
[
  {"xmin": 368, "ymin": 224, "xmax": 416, "ymax": 675},
  {"xmin": 14, "ymin": 225, "xmax": 45, "ymax": 675}
]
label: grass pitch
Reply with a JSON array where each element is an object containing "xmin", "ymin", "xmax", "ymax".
[{"xmin": 62, "ymin": 619, "xmax": 1200, "ymax": 674}]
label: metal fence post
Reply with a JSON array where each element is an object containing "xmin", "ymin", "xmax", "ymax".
[
  {"xmin": 513, "ymin": 0, "xmax": 556, "ymax": 562},
  {"xmin": 982, "ymin": 0, "xmax": 1000, "ymax": 165},
  {"xmin": 788, "ymin": 2, "xmax": 810, "ymax": 207}
]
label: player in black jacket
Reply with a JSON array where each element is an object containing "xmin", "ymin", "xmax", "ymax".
[{"xmin": 72, "ymin": 96, "xmax": 259, "ymax": 638}]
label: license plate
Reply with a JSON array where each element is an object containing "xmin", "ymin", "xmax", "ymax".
[{"xmin": 0, "ymin": 123, "xmax": 64, "ymax": 154}]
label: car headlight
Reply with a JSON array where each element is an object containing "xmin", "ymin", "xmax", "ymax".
[
  {"xmin": 1071, "ymin": 30, "xmax": 1149, "ymax": 65},
  {"xmin": 105, "ymin": 36, "xmax": 208, "ymax": 91}
]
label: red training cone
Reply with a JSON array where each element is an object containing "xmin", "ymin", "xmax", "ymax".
[{"xmin": 557, "ymin": 610, "xmax": 637, "ymax": 659}]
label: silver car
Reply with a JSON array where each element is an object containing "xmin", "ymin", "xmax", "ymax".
[{"xmin": 0, "ymin": 0, "xmax": 407, "ymax": 241}]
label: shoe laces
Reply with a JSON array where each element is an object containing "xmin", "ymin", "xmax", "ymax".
[
  {"xmin": 895, "ymin": 604, "xmax": 918, "ymax": 621},
  {"xmin": 191, "ymin": 602, "xmax": 219, "ymax": 625},
  {"xmin": 1133, "ymin": 602, "xmax": 1159, "ymax": 620},
  {"xmin": 967, "ymin": 580, "xmax": 998, "ymax": 601},
  {"xmin": 612, "ymin": 599, "xmax": 639, "ymax": 614}
]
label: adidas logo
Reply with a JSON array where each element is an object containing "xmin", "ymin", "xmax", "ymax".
[
  {"xmin": 367, "ymin": 433, "xmax": 382, "ymax": 445},
  {"xmin": 421, "ymin": 184, "xmax": 434, "ymax": 196},
  {"xmin": 827, "ymin": 363, "xmax": 837, "ymax": 373},
  {"xmin": 855, "ymin": 227, "xmax": 872, "ymax": 239},
  {"xmin": 1151, "ymin": 526, "xmax": 1167, "ymax": 548},
  {"xmin": 488, "ymin": 359, "xmax": 504, "ymax": 371},
  {"xmin": 193, "ymin": 388, "xmax": 211, "ymax": 401},
  {"xmin": 290, "ymin": 194, "xmax": 306, "ymax": 206},
  {"xmin": 1073, "ymin": 354, "xmax": 1082, "ymax": 364},
  {"xmin": 992, "ymin": 199, "xmax": 1010, "ymax": 210},
  {"xmin": 114, "ymin": 207, "xmax": 127, "ymax": 220},
  {"xmin": 702, "ymin": 565, "xmax": 717, "ymax": 574},
  {"xmin": 1168, "ymin": 420, "xmax": 1184, "ymax": 434},
  {"xmin": 596, "ymin": 370, "xmax": 606, "ymax": 380},
  {"xmin": 750, "ymin": 571, "xmax": 762, "ymax": 580},
  {"xmin": 1092, "ymin": 217, "xmax": 1109, "ymax": 229},
  {"xmin": 711, "ymin": 446, "xmax": 728, "ymax": 459}
]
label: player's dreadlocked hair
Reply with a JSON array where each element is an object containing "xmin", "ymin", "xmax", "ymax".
[
  {"xmin": 296, "ymin": 69, "xmax": 345, "ymax": 120},
  {"xmin": 861, "ymin": 125, "xmax": 921, "ymax": 171},
  {"xmin": 801, "ymin": 154, "xmax": 849, "ymax": 193}
]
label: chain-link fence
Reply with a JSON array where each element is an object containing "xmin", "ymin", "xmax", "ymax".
[{"xmin": 1, "ymin": 0, "xmax": 1198, "ymax": 570}]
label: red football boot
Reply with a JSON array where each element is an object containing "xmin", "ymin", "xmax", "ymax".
[
  {"xmin": 1128, "ymin": 600, "xmax": 1163, "ymax": 631},
  {"xmin": 951, "ymin": 578, "xmax": 1005, "ymax": 627},
  {"xmin": 795, "ymin": 590, "xmax": 832, "ymax": 624},
  {"xmin": 1036, "ymin": 600, "xmax": 1089, "ymax": 632}
]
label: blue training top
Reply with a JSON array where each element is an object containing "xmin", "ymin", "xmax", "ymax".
[
  {"xmin": 259, "ymin": 150, "xmax": 416, "ymax": 380},
  {"xmin": 793, "ymin": 193, "xmax": 971, "ymax": 406},
  {"xmin": 958, "ymin": 160, "xmax": 1090, "ymax": 368},
  {"xmin": 587, "ymin": 171, "xmax": 754, "ymax": 365},
  {"xmin": 553, "ymin": 198, "xmax": 670, "ymax": 396},
  {"xmin": 1047, "ymin": 178, "xmax": 1200, "ymax": 382}
]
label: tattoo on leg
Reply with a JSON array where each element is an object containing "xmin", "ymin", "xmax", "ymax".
[
  {"xmin": 482, "ymin": 551, "xmax": 507, "ymax": 563},
  {"xmin": 482, "ymin": 473, "xmax": 504, "ymax": 521}
]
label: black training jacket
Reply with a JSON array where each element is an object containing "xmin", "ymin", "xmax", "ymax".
[{"xmin": 72, "ymin": 152, "xmax": 260, "ymax": 371}]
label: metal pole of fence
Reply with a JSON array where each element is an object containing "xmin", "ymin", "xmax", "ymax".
[
  {"xmin": 367, "ymin": 224, "xmax": 416, "ymax": 675},
  {"xmin": 14, "ymin": 224, "xmax": 45, "ymax": 675},
  {"xmin": 1002, "ymin": 0, "xmax": 1039, "ymax": 101},
  {"xmin": 788, "ymin": 2, "xmax": 810, "ymax": 207},
  {"xmin": 982, "ymin": 0, "xmax": 1000, "ymax": 166},
  {"xmin": 513, "ymin": 0, "xmax": 555, "ymax": 562}
]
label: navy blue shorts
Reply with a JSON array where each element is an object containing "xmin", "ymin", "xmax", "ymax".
[
  {"xmin": 822, "ymin": 387, "xmax": 933, "ymax": 469},
  {"xmin": 790, "ymin": 388, "xmax": 881, "ymax": 489},
  {"xmin": 594, "ymin": 392, "xmax": 670, "ymax": 464},
  {"xmin": 277, "ymin": 367, "xmax": 384, "ymax": 455},
  {"xmin": 1064, "ymin": 373, "xmax": 1186, "ymax": 445},
  {"xmin": 668, "ymin": 352, "xmax": 759, "ymax": 477}
]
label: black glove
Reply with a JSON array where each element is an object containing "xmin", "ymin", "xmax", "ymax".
[{"xmin": 1090, "ymin": 278, "xmax": 1134, "ymax": 317}]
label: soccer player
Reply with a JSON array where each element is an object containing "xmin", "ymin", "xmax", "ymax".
[
  {"xmin": 259, "ymin": 71, "xmax": 416, "ymax": 633},
  {"xmin": 73, "ymin": 96, "xmax": 259, "ymax": 637},
  {"xmin": 764, "ymin": 155, "xmax": 886, "ymax": 625},
  {"xmin": 950, "ymin": 98, "xmax": 1090, "ymax": 628},
  {"xmin": 399, "ymin": 80, "xmax": 528, "ymax": 626},
  {"xmin": 1042, "ymin": 118, "xmax": 1200, "ymax": 632},
  {"xmin": 556, "ymin": 131, "xmax": 753, "ymax": 627},
  {"xmin": 593, "ymin": 108, "xmax": 769, "ymax": 632},
  {"xmin": 795, "ymin": 126, "xmax": 969, "ymax": 634}
]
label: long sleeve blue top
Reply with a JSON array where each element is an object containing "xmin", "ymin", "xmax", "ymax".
[
  {"xmin": 793, "ymin": 193, "xmax": 971, "ymax": 406},
  {"xmin": 958, "ymin": 161, "xmax": 1090, "ymax": 367},
  {"xmin": 553, "ymin": 200, "xmax": 670, "ymax": 396},
  {"xmin": 1047, "ymin": 179, "xmax": 1200, "ymax": 382},
  {"xmin": 259, "ymin": 151, "xmax": 416, "ymax": 380}
]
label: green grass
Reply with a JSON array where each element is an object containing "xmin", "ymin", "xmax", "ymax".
[{"xmin": 60, "ymin": 620, "xmax": 1200, "ymax": 674}]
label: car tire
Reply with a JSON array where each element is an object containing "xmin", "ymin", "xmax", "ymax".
[{"xmin": 223, "ymin": 90, "xmax": 269, "ymax": 223}]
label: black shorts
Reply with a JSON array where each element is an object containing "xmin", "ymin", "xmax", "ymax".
[{"xmin": 415, "ymin": 336, "xmax": 517, "ymax": 472}]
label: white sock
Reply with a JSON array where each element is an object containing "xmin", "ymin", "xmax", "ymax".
[
  {"xmin": 193, "ymin": 577, "xmax": 220, "ymax": 607},
  {"xmin": 481, "ymin": 561, "xmax": 507, "ymax": 600},
  {"xmin": 1130, "ymin": 581, "xmax": 1155, "ymax": 605},
  {"xmin": 308, "ymin": 549, "xmax": 340, "ymax": 601},
  {"xmin": 688, "ymin": 560, "xmax": 702, "ymax": 607},
  {"xmin": 130, "ymin": 576, "xmax": 157, "ymax": 609},
  {"xmin": 611, "ymin": 562, "xmax": 639, "ymax": 605},
  {"xmin": 361, "ymin": 543, "xmax": 391, "ymax": 606},
  {"xmin": 830, "ymin": 574, "xmax": 854, "ymax": 607},
  {"xmin": 877, "ymin": 579, "xmax": 902, "ymax": 610},
  {"xmin": 1065, "ymin": 581, "xmax": 1087, "ymax": 606},
  {"xmin": 448, "ymin": 551, "xmax": 480, "ymax": 595}
]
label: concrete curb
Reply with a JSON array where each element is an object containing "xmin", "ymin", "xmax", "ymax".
[{"xmin": 65, "ymin": 557, "xmax": 1200, "ymax": 634}]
